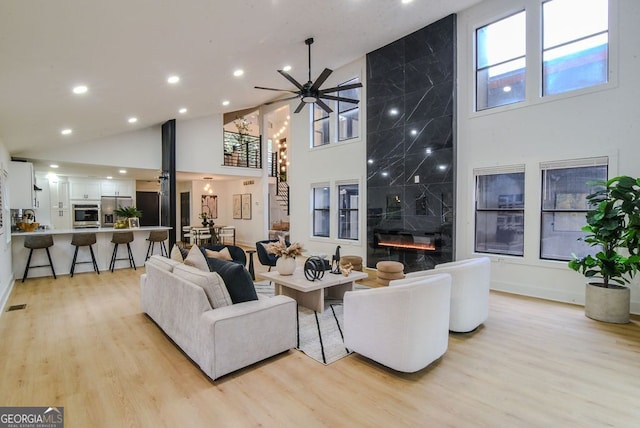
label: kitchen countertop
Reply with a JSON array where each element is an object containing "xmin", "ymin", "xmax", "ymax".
[{"xmin": 11, "ymin": 225, "xmax": 172, "ymax": 236}]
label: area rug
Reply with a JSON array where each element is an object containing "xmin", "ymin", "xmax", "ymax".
[{"xmin": 253, "ymin": 281, "xmax": 356, "ymax": 365}]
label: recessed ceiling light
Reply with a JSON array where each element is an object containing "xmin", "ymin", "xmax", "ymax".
[
  {"xmin": 179, "ymin": 108, "xmax": 187, "ymax": 114},
  {"xmin": 222, "ymin": 100, "xmax": 230, "ymax": 106},
  {"xmin": 283, "ymin": 65, "xmax": 292, "ymax": 72},
  {"xmin": 50, "ymin": 164, "xmax": 59, "ymax": 168},
  {"xmin": 61, "ymin": 128, "xmax": 72, "ymax": 135},
  {"xmin": 128, "ymin": 117, "xmax": 138, "ymax": 124},
  {"xmin": 233, "ymin": 69, "xmax": 244, "ymax": 77},
  {"xmin": 119, "ymin": 169, "xmax": 127, "ymax": 174},
  {"xmin": 72, "ymin": 85, "xmax": 88, "ymax": 94},
  {"xmin": 167, "ymin": 75, "xmax": 180, "ymax": 84},
  {"xmin": 402, "ymin": 0, "xmax": 413, "ymax": 4},
  {"xmin": 106, "ymin": 176, "xmax": 113, "ymax": 180}
]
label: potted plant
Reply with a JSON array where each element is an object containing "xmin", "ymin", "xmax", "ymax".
[
  {"xmin": 568, "ymin": 175, "xmax": 640, "ymax": 323},
  {"xmin": 266, "ymin": 237, "xmax": 304, "ymax": 275},
  {"xmin": 113, "ymin": 206, "xmax": 143, "ymax": 229}
]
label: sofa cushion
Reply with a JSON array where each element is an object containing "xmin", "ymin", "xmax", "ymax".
[
  {"xmin": 184, "ymin": 245, "xmax": 209, "ymax": 271},
  {"xmin": 206, "ymin": 257, "xmax": 258, "ymax": 304},
  {"xmin": 173, "ymin": 264, "xmax": 232, "ymax": 309},
  {"xmin": 205, "ymin": 247, "xmax": 233, "ymax": 261},
  {"xmin": 170, "ymin": 244, "xmax": 185, "ymax": 263},
  {"xmin": 146, "ymin": 254, "xmax": 181, "ymax": 272}
]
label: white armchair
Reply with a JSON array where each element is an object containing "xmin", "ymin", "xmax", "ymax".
[
  {"xmin": 344, "ymin": 273, "xmax": 452, "ymax": 373},
  {"xmin": 401, "ymin": 257, "xmax": 491, "ymax": 333}
]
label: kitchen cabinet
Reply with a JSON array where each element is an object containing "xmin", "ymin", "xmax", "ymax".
[
  {"xmin": 8, "ymin": 161, "xmax": 37, "ymax": 209},
  {"xmin": 50, "ymin": 208, "xmax": 71, "ymax": 230},
  {"xmin": 50, "ymin": 180, "xmax": 70, "ymax": 210},
  {"xmin": 70, "ymin": 180, "xmax": 101, "ymax": 200},
  {"xmin": 101, "ymin": 179, "xmax": 134, "ymax": 197}
]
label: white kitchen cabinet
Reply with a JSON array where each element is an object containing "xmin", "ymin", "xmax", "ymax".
[
  {"xmin": 50, "ymin": 180, "xmax": 70, "ymax": 210},
  {"xmin": 8, "ymin": 161, "xmax": 36, "ymax": 209},
  {"xmin": 50, "ymin": 208, "xmax": 71, "ymax": 230},
  {"xmin": 101, "ymin": 179, "xmax": 134, "ymax": 197},
  {"xmin": 70, "ymin": 180, "xmax": 101, "ymax": 200}
]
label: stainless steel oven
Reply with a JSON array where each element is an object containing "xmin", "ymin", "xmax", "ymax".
[{"xmin": 72, "ymin": 204, "xmax": 101, "ymax": 228}]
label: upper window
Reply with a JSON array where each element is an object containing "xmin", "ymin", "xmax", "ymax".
[
  {"xmin": 542, "ymin": 0, "xmax": 609, "ymax": 96},
  {"xmin": 476, "ymin": 11, "xmax": 526, "ymax": 111},
  {"xmin": 337, "ymin": 78, "xmax": 360, "ymax": 142},
  {"xmin": 312, "ymin": 186, "xmax": 330, "ymax": 237},
  {"xmin": 540, "ymin": 158, "xmax": 608, "ymax": 261},
  {"xmin": 338, "ymin": 184, "xmax": 359, "ymax": 240},
  {"xmin": 313, "ymin": 106, "xmax": 330, "ymax": 147},
  {"xmin": 475, "ymin": 169, "xmax": 525, "ymax": 256}
]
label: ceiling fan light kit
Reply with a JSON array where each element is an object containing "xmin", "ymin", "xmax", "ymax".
[{"xmin": 255, "ymin": 38, "xmax": 363, "ymax": 113}]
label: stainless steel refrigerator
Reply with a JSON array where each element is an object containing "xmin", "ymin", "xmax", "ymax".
[{"xmin": 101, "ymin": 196, "xmax": 133, "ymax": 226}]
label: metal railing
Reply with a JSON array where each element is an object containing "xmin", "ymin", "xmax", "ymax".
[{"xmin": 223, "ymin": 131, "xmax": 262, "ymax": 168}]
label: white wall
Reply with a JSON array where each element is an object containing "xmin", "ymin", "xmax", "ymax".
[
  {"xmin": 287, "ymin": 57, "xmax": 368, "ymax": 260},
  {"xmin": 0, "ymin": 139, "xmax": 14, "ymax": 312},
  {"xmin": 456, "ymin": 0, "xmax": 640, "ymax": 313}
]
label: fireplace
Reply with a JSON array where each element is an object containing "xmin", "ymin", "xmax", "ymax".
[
  {"xmin": 374, "ymin": 230, "xmax": 438, "ymax": 252},
  {"xmin": 371, "ymin": 229, "xmax": 444, "ymax": 272}
]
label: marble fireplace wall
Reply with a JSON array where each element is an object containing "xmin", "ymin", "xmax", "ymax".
[{"xmin": 366, "ymin": 14, "xmax": 456, "ymax": 272}]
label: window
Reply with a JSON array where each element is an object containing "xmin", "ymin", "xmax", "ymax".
[
  {"xmin": 476, "ymin": 11, "xmax": 526, "ymax": 111},
  {"xmin": 337, "ymin": 78, "xmax": 360, "ymax": 141},
  {"xmin": 540, "ymin": 158, "xmax": 608, "ymax": 261},
  {"xmin": 542, "ymin": 0, "xmax": 609, "ymax": 96},
  {"xmin": 312, "ymin": 186, "xmax": 330, "ymax": 237},
  {"xmin": 475, "ymin": 168, "xmax": 525, "ymax": 256},
  {"xmin": 338, "ymin": 184, "xmax": 359, "ymax": 240},
  {"xmin": 313, "ymin": 105, "xmax": 330, "ymax": 147}
]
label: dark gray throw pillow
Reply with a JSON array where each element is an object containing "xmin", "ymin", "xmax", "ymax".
[{"xmin": 205, "ymin": 257, "xmax": 258, "ymax": 304}]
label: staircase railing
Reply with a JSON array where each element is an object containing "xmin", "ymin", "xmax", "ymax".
[
  {"xmin": 223, "ymin": 131, "xmax": 262, "ymax": 168},
  {"xmin": 277, "ymin": 180, "xmax": 290, "ymax": 215}
]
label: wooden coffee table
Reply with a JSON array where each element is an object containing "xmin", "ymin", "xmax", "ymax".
[{"xmin": 259, "ymin": 269, "xmax": 368, "ymax": 312}]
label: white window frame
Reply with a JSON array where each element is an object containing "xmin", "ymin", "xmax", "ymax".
[
  {"xmin": 311, "ymin": 184, "xmax": 330, "ymax": 238},
  {"xmin": 309, "ymin": 77, "xmax": 361, "ymax": 148},
  {"xmin": 337, "ymin": 181, "xmax": 359, "ymax": 241}
]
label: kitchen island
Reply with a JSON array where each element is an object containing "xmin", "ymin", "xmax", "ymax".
[{"xmin": 11, "ymin": 226, "xmax": 172, "ymax": 279}]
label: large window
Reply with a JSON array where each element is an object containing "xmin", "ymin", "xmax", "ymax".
[
  {"xmin": 475, "ymin": 169, "xmax": 525, "ymax": 256},
  {"xmin": 337, "ymin": 78, "xmax": 360, "ymax": 141},
  {"xmin": 540, "ymin": 158, "xmax": 608, "ymax": 261},
  {"xmin": 313, "ymin": 106, "xmax": 330, "ymax": 147},
  {"xmin": 338, "ymin": 184, "xmax": 359, "ymax": 240},
  {"xmin": 542, "ymin": 0, "xmax": 609, "ymax": 96},
  {"xmin": 312, "ymin": 186, "xmax": 330, "ymax": 237},
  {"xmin": 476, "ymin": 11, "xmax": 526, "ymax": 111}
]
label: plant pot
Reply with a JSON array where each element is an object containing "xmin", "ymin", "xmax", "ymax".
[
  {"xmin": 276, "ymin": 256, "xmax": 296, "ymax": 276},
  {"xmin": 585, "ymin": 282, "xmax": 630, "ymax": 324}
]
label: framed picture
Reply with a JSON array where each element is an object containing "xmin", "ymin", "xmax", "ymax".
[
  {"xmin": 128, "ymin": 217, "xmax": 140, "ymax": 228},
  {"xmin": 202, "ymin": 194, "xmax": 218, "ymax": 219},
  {"xmin": 233, "ymin": 194, "xmax": 242, "ymax": 219},
  {"xmin": 241, "ymin": 193, "xmax": 252, "ymax": 219}
]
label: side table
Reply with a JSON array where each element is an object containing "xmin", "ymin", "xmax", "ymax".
[{"xmin": 246, "ymin": 250, "xmax": 257, "ymax": 280}]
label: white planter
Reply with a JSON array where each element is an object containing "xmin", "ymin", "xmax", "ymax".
[
  {"xmin": 585, "ymin": 282, "xmax": 630, "ymax": 324},
  {"xmin": 276, "ymin": 256, "xmax": 296, "ymax": 276}
]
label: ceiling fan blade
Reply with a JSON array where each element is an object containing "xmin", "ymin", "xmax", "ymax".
[
  {"xmin": 278, "ymin": 70, "xmax": 304, "ymax": 90},
  {"xmin": 294, "ymin": 100, "xmax": 306, "ymax": 114},
  {"xmin": 255, "ymin": 86, "xmax": 298, "ymax": 93},
  {"xmin": 315, "ymin": 98, "xmax": 333, "ymax": 114},
  {"xmin": 264, "ymin": 95, "xmax": 302, "ymax": 105},
  {"xmin": 310, "ymin": 68, "xmax": 333, "ymax": 91},
  {"xmin": 319, "ymin": 82, "xmax": 363, "ymax": 94},
  {"xmin": 318, "ymin": 94, "xmax": 360, "ymax": 104}
]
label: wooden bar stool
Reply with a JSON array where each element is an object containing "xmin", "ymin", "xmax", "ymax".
[
  {"xmin": 70, "ymin": 233, "xmax": 100, "ymax": 277},
  {"xmin": 109, "ymin": 231, "xmax": 136, "ymax": 272},
  {"xmin": 146, "ymin": 229, "xmax": 168, "ymax": 260},
  {"xmin": 22, "ymin": 234, "xmax": 57, "ymax": 283}
]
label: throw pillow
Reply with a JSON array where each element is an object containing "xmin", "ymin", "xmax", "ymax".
[
  {"xmin": 146, "ymin": 254, "xmax": 181, "ymax": 272},
  {"xmin": 205, "ymin": 247, "xmax": 233, "ymax": 261},
  {"xmin": 184, "ymin": 245, "xmax": 209, "ymax": 271},
  {"xmin": 206, "ymin": 257, "xmax": 258, "ymax": 304},
  {"xmin": 170, "ymin": 244, "xmax": 185, "ymax": 263},
  {"xmin": 173, "ymin": 264, "xmax": 232, "ymax": 309}
]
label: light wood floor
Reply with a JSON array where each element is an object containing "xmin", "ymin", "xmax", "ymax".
[{"xmin": 2, "ymin": 267, "xmax": 640, "ymax": 428}]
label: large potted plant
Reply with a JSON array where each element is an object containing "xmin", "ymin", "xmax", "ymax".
[{"xmin": 568, "ymin": 175, "xmax": 640, "ymax": 323}]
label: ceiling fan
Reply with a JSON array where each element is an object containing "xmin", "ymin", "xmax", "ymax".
[{"xmin": 255, "ymin": 38, "xmax": 362, "ymax": 114}]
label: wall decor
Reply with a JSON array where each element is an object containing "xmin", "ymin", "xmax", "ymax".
[
  {"xmin": 201, "ymin": 194, "xmax": 218, "ymax": 219},
  {"xmin": 241, "ymin": 193, "xmax": 252, "ymax": 220},
  {"xmin": 233, "ymin": 194, "xmax": 242, "ymax": 219},
  {"xmin": 128, "ymin": 217, "xmax": 140, "ymax": 228}
]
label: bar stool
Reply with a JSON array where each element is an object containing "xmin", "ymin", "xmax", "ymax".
[
  {"xmin": 109, "ymin": 231, "xmax": 136, "ymax": 272},
  {"xmin": 22, "ymin": 234, "xmax": 57, "ymax": 283},
  {"xmin": 146, "ymin": 229, "xmax": 168, "ymax": 260},
  {"xmin": 70, "ymin": 233, "xmax": 100, "ymax": 277}
]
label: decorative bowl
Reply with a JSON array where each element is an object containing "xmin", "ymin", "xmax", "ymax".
[{"xmin": 17, "ymin": 222, "xmax": 40, "ymax": 232}]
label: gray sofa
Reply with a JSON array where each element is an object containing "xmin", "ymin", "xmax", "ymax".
[{"xmin": 140, "ymin": 255, "xmax": 296, "ymax": 380}]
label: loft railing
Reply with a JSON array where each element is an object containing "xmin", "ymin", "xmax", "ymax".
[
  {"xmin": 223, "ymin": 131, "xmax": 262, "ymax": 168},
  {"xmin": 268, "ymin": 152, "xmax": 278, "ymax": 177}
]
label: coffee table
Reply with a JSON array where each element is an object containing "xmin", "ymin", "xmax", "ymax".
[{"xmin": 259, "ymin": 269, "xmax": 368, "ymax": 312}]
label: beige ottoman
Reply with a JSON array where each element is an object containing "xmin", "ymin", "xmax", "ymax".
[
  {"xmin": 376, "ymin": 261, "xmax": 404, "ymax": 286},
  {"xmin": 341, "ymin": 255, "xmax": 363, "ymax": 272}
]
